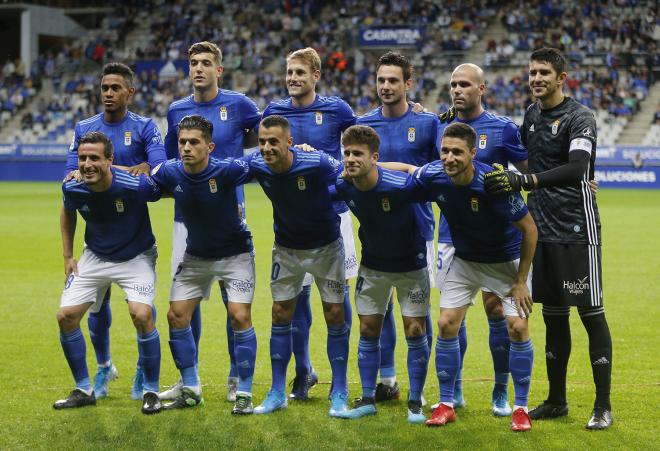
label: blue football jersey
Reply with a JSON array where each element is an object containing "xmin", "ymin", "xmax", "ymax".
[
  {"xmin": 67, "ymin": 111, "xmax": 166, "ymax": 172},
  {"xmin": 334, "ymin": 167, "xmax": 427, "ymax": 273},
  {"xmin": 62, "ymin": 168, "xmax": 161, "ymax": 261},
  {"xmin": 150, "ymin": 158, "xmax": 253, "ymax": 259},
  {"xmin": 414, "ymin": 160, "xmax": 529, "ymax": 263},
  {"xmin": 263, "ymin": 94, "xmax": 356, "ymax": 215},
  {"xmin": 437, "ymin": 111, "xmax": 527, "ymax": 244},
  {"xmin": 357, "ymin": 105, "xmax": 439, "ymax": 240},
  {"xmin": 246, "ymin": 148, "xmax": 342, "ymax": 250},
  {"xmin": 164, "ymin": 90, "xmax": 261, "ymax": 222}
]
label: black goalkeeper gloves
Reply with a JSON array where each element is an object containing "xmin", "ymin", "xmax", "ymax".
[
  {"xmin": 438, "ymin": 106, "xmax": 456, "ymax": 123},
  {"xmin": 484, "ymin": 163, "xmax": 535, "ymax": 194}
]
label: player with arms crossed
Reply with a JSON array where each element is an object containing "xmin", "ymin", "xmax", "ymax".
[
  {"xmin": 55, "ymin": 132, "xmax": 162, "ymax": 414},
  {"xmin": 160, "ymin": 41, "xmax": 261, "ymax": 403},
  {"xmin": 247, "ymin": 115, "xmax": 350, "ymax": 417},
  {"xmin": 150, "ymin": 116, "xmax": 258, "ymax": 414},
  {"xmin": 484, "ymin": 47, "xmax": 613, "ymax": 430},
  {"xmin": 332, "ymin": 125, "xmax": 430, "ymax": 424},
  {"xmin": 356, "ymin": 51, "xmax": 438, "ymax": 402},
  {"xmin": 432, "ymin": 63, "xmax": 529, "ymax": 415},
  {"xmin": 383, "ymin": 122, "xmax": 537, "ymax": 431},
  {"xmin": 262, "ymin": 47, "xmax": 357, "ymax": 400},
  {"xmin": 65, "ymin": 62, "xmax": 166, "ymax": 400}
]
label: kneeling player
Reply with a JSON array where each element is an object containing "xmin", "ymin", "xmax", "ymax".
[
  {"xmin": 150, "ymin": 116, "xmax": 258, "ymax": 414},
  {"xmin": 54, "ymin": 132, "xmax": 162, "ymax": 414},
  {"xmin": 383, "ymin": 122, "xmax": 537, "ymax": 431},
  {"xmin": 333, "ymin": 125, "xmax": 430, "ymax": 423}
]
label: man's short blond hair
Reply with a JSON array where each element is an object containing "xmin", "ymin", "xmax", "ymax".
[
  {"xmin": 286, "ymin": 47, "xmax": 321, "ymax": 72},
  {"xmin": 188, "ymin": 41, "xmax": 223, "ymax": 65}
]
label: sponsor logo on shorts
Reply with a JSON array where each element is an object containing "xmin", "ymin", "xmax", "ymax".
[
  {"xmin": 345, "ymin": 254, "xmax": 358, "ymax": 271},
  {"xmin": 132, "ymin": 283, "xmax": 154, "ymax": 296},
  {"xmin": 563, "ymin": 276, "xmax": 590, "ymax": 295},
  {"xmin": 408, "ymin": 288, "xmax": 428, "ymax": 304},
  {"xmin": 326, "ymin": 279, "xmax": 344, "ymax": 294},
  {"xmin": 231, "ymin": 279, "xmax": 255, "ymax": 293}
]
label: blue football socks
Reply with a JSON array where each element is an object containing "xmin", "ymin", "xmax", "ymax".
[
  {"xmin": 510, "ymin": 339, "xmax": 534, "ymax": 407},
  {"xmin": 234, "ymin": 326, "xmax": 257, "ymax": 394},
  {"xmin": 60, "ymin": 328, "xmax": 91, "ymax": 391},
  {"xmin": 270, "ymin": 323, "xmax": 293, "ymax": 392},
  {"xmin": 292, "ymin": 285, "xmax": 312, "ymax": 377},
  {"xmin": 88, "ymin": 296, "xmax": 111, "ymax": 366},
  {"xmin": 169, "ymin": 326, "xmax": 198, "ymax": 387},
  {"xmin": 327, "ymin": 324, "xmax": 350, "ymax": 395},
  {"xmin": 138, "ymin": 329, "xmax": 160, "ymax": 393},
  {"xmin": 379, "ymin": 301, "xmax": 397, "ymax": 383},
  {"xmin": 436, "ymin": 336, "xmax": 460, "ymax": 404},
  {"xmin": 406, "ymin": 335, "xmax": 430, "ymax": 402},
  {"xmin": 357, "ymin": 336, "xmax": 380, "ymax": 399},
  {"xmin": 489, "ymin": 318, "xmax": 511, "ymax": 387}
]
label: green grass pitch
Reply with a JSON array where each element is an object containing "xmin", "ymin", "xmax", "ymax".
[{"xmin": 0, "ymin": 182, "xmax": 658, "ymax": 450}]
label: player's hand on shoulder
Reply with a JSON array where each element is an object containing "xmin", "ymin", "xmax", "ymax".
[
  {"xmin": 508, "ymin": 281, "xmax": 533, "ymax": 318},
  {"xmin": 63, "ymin": 256, "xmax": 79, "ymax": 279},
  {"xmin": 484, "ymin": 163, "xmax": 534, "ymax": 195},
  {"xmin": 294, "ymin": 143, "xmax": 316, "ymax": 153},
  {"xmin": 65, "ymin": 170, "xmax": 82, "ymax": 182},
  {"xmin": 410, "ymin": 101, "xmax": 428, "ymax": 113},
  {"xmin": 128, "ymin": 162, "xmax": 151, "ymax": 176},
  {"xmin": 438, "ymin": 106, "xmax": 456, "ymax": 124}
]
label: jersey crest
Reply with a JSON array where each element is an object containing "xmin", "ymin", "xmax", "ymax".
[
  {"xmin": 297, "ymin": 176, "xmax": 306, "ymax": 190},
  {"xmin": 315, "ymin": 111, "xmax": 323, "ymax": 125},
  {"xmin": 551, "ymin": 120, "xmax": 560, "ymax": 136},
  {"xmin": 478, "ymin": 134, "xmax": 488, "ymax": 149},
  {"xmin": 381, "ymin": 197, "xmax": 391, "ymax": 212},
  {"xmin": 408, "ymin": 127, "xmax": 416, "ymax": 143},
  {"xmin": 470, "ymin": 197, "xmax": 479, "ymax": 212},
  {"xmin": 115, "ymin": 199, "xmax": 125, "ymax": 213},
  {"xmin": 220, "ymin": 107, "xmax": 228, "ymax": 121},
  {"xmin": 209, "ymin": 178, "xmax": 218, "ymax": 193},
  {"xmin": 124, "ymin": 131, "xmax": 132, "ymax": 146}
]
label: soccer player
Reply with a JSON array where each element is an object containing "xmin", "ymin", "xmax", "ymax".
[
  {"xmin": 433, "ymin": 63, "xmax": 529, "ymax": 415},
  {"xmin": 160, "ymin": 41, "xmax": 261, "ymax": 402},
  {"xmin": 150, "ymin": 115, "xmax": 257, "ymax": 414},
  {"xmin": 356, "ymin": 51, "xmax": 439, "ymax": 402},
  {"xmin": 484, "ymin": 47, "xmax": 613, "ymax": 430},
  {"xmin": 262, "ymin": 47, "xmax": 357, "ymax": 400},
  {"xmin": 332, "ymin": 125, "xmax": 430, "ymax": 424},
  {"xmin": 65, "ymin": 62, "xmax": 166, "ymax": 401},
  {"xmin": 382, "ymin": 122, "xmax": 537, "ymax": 432},
  {"xmin": 55, "ymin": 132, "xmax": 162, "ymax": 414},
  {"xmin": 249, "ymin": 115, "xmax": 350, "ymax": 417}
]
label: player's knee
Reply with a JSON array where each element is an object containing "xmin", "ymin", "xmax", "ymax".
[
  {"xmin": 507, "ymin": 318, "xmax": 529, "ymax": 341},
  {"xmin": 130, "ymin": 308, "xmax": 152, "ymax": 330},
  {"xmin": 56, "ymin": 309, "xmax": 80, "ymax": 330},
  {"xmin": 438, "ymin": 313, "xmax": 460, "ymax": 337},
  {"xmin": 322, "ymin": 302, "xmax": 344, "ymax": 326},
  {"xmin": 404, "ymin": 319, "xmax": 426, "ymax": 338},
  {"xmin": 359, "ymin": 321, "xmax": 380, "ymax": 338},
  {"xmin": 167, "ymin": 307, "xmax": 187, "ymax": 329},
  {"xmin": 484, "ymin": 296, "xmax": 505, "ymax": 320},
  {"xmin": 230, "ymin": 308, "xmax": 252, "ymax": 330}
]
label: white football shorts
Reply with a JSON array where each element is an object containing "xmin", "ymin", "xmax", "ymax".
[
  {"xmin": 60, "ymin": 246, "xmax": 157, "ymax": 312},
  {"xmin": 171, "ymin": 220, "xmax": 187, "ymax": 278},
  {"xmin": 170, "ymin": 251, "xmax": 256, "ymax": 303},
  {"xmin": 271, "ymin": 238, "xmax": 345, "ymax": 303},
  {"xmin": 355, "ymin": 265, "xmax": 430, "ymax": 317},
  {"xmin": 439, "ymin": 256, "xmax": 531, "ymax": 318}
]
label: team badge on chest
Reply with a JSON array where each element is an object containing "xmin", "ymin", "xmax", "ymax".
[
  {"xmin": 479, "ymin": 134, "xmax": 488, "ymax": 149},
  {"xmin": 315, "ymin": 111, "xmax": 323, "ymax": 125},
  {"xmin": 209, "ymin": 178, "xmax": 218, "ymax": 193},
  {"xmin": 124, "ymin": 131, "xmax": 132, "ymax": 146},
  {"xmin": 551, "ymin": 120, "xmax": 560, "ymax": 135},
  {"xmin": 381, "ymin": 197, "xmax": 391, "ymax": 212},
  {"xmin": 470, "ymin": 197, "xmax": 479, "ymax": 212},
  {"xmin": 115, "ymin": 199, "xmax": 125, "ymax": 213},
  {"xmin": 408, "ymin": 127, "xmax": 416, "ymax": 143},
  {"xmin": 297, "ymin": 176, "xmax": 306, "ymax": 190},
  {"xmin": 220, "ymin": 107, "xmax": 228, "ymax": 121}
]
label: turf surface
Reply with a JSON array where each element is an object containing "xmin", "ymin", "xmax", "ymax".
[{"xmin": 0, "ymin": 183, "xmax": 658, "ymax": 449}]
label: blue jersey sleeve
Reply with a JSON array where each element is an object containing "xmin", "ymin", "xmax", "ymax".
[
  {"xmin": 139, "ymin": 174, "xmax": 162, "ymax": 202},
  {"xmin": 490, "ymin": 192, "xmax": 529, "ymax": 223},
  {"xmin": 337, "ymin": 99, "xmax": 357, "ymax": 132},
  {"xmin": 502, "ymin": 121, "xmax": 528, "ymax": 163},
  {"xmin": 61, "ymin": 184, "xmax": 78, "ymax": 211},
  {"xmin": 224, "ymin": 157, "xmax": 254, "ymax": 186},
  {"xmin": 431, "ymin": 116, "xmax": 441, "ymax": 161},
  {"xmin": 327, "ymin": 183, "xmax": 341, "ymax": 201},
  {"xmin": 164, "ymin": 108, "xmax": 178, "ymax": 160},
  {"xmin": 149, "ymin": 160, "xmax": 171, "ymax": 191},
  {"xmin": 320, "ymin": 153, "xmax": 343, "ymax": 184},
  {"xmin": 239, "ymin": 96, "xmax": 261, "ymax": 131},
  {"xmin": 142, "ymin": 120, "xmax": 167, "ymax": 168},
  {"xmin": 66, "ymin": 126, "xmax": 81, "ymax": 172}
]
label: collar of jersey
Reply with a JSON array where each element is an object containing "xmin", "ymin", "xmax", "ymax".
[{"xmin": 377, "ymin": 104, "xmax": 412, "ymax": 121}]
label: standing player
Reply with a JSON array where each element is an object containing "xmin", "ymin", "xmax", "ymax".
[
  {"xmin": 484, "ymin": 48, "xmax": 613, "ymax": 430},
  {"xmin": 160, "ymin": 41, "xmax": 261, "ymax": 402},
  {"xmin": 55, "ymin": 132, "xmax": 162, "ymax": 414},
  {"xmin": 150, "ymin": 116, "xmax": 258, "ymax": 415},
  {"xmin": 248, "ymin": 115, "xmax": 350, "ymax": 417},
  {"xmin": 383, "ymin": 122, "xmax": 537, "ymax": 432},
  {"xmin": 356, "ymin": 51, "xmax": 438, "ymax": 402},
  {"xmin": 433, "ymin": 63, "xmax": 528, "ymax": 415},
  {"xmin": 261, "ymin": 47, "xmax": 357, "ymax": 400},
  {"xmin": 65, "ymin": 62, "xmax": 166, "ymax": 401},
  {"xmin": 333, "ymin": 125, "xmax": 430, "ymax": 424}
]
